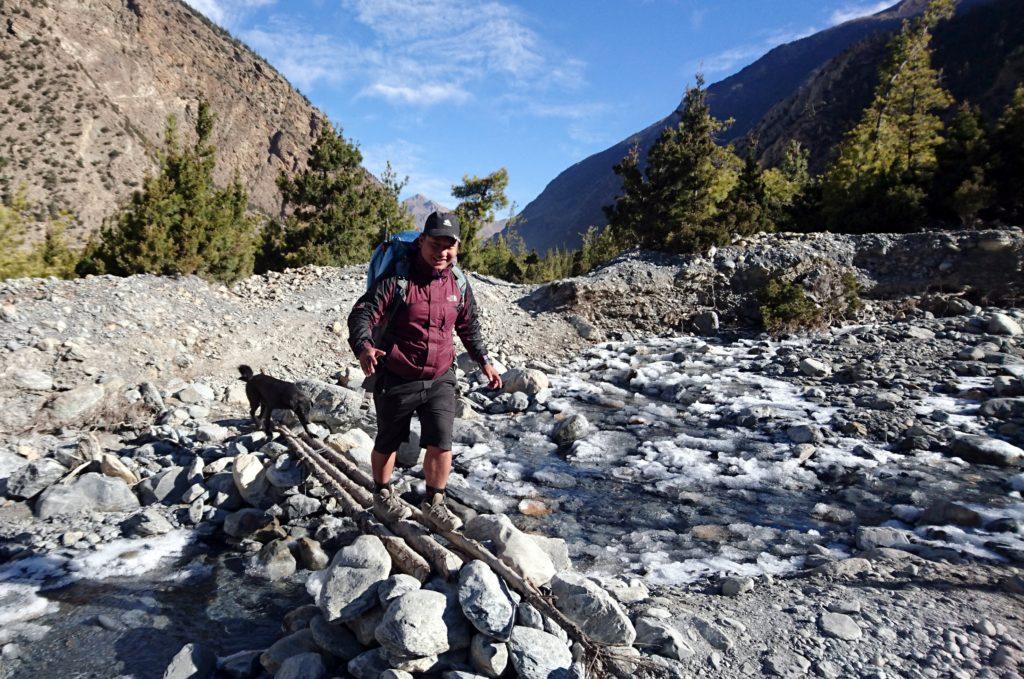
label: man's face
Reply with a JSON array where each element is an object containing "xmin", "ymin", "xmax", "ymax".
[{"xmin": 420, "ymin": 235, "xmax": 459, "ymax": 272}]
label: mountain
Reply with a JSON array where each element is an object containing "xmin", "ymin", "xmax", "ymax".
[
  {"xmin": 400, "ymin": 193, "xmax": 509, "ymax": 240},
  {"xmin": 0, "ymin": 0, "xmax": 324, "ymax": 242},
  {"xmin": 751, "ymin": 0, "xmax": 1024, "ymax": 170},
  {"xmin": 512, "ymin": 0, "xmax": 998, "ymax": 254}
]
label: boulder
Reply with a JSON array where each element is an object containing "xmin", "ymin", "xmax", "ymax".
[
  {"xmin": 635, "ymin": 617, "xmax": 692, "ymax": 660},
  {"xmin": 248, "ymin": 539, "xmax": 296, "ymax": 581},
  {"xmin": 949, "ymin": 435, "xmax": 1024, "ymax": 467},
  {"xmin": 549, "ymin": 572, "xmax": 635, "ymax": 646},
  {"xmin": 295, "ymin": 380, "xmax": 364, "ymax": 429},
  {"xmin": 138, "ymin": 466, "xmax": 190, "ymax": 505},
  {"xmin": 122, "ymin": 508, "xmax": 173, "ymax": 537},
  {"xmin": 35, "ymin": 473, "xmax": 139, "ymax": 519},
  {"xmin": 162, "ymin": 642, "xmax": 215, "ymax": 679},
  {"xmin": 379, "ymin": 574, "xmax": 422, "ymax": 605},
  {"xmin": 818, "ymin": 612, "xmax": 862, "ymax": 640},
  {"xmin": 296, "ymin": 537, "xmax": 329, "ymax": 571},
  {"xmin": 99, "ymin": 453, "xmax": 139, "ymax": 485},
  {"xmin": 988, "ymin": 313, "xmax": 1023, "ymax": 336},
  {"xmin": 265, "ymin": 456, "xmax": 305, "ymax": 489},
  {"xmin": 328, "ymin": 429, "xmax": 375, "ymax": 471},
  {"xmin": 260, "ymin": 628, "xmax": 320, "ymax": 674},
  {"xmin": 309, "ymin": 614, "xmax": 363, "ymax": 661},
  {"xmin": 507, "ymin": 626, "xmax": 572, "ymax": 679},
  {"xmin": 317, "ymin": 535, "xmax": 391, "ymax": 622},
  {"xmin": 223, "ymin": 508, "xmax": 276, "ymax": 538},
  {"xmin": 232, "ymin": 453, "xmax": 272, "ymax": 506},
  {"xmin": 798, "ymin": 357, "xmax": 831, "ymax": 378},
  {"xmin": 501, "ymin": 369, "xmax": 549, "ymax": 396},
  {"xmin": 464, "ymin": 514, "xmax": 555, "ymax": 587},
  {"xmin": 423, "ymin": 579, "xmax": 475, "ymax": 651},
  {"xmin": 458, "ymin": 560, "xmax": 515, "ymax": 640},
  {"xmin": 470, "ymin": 634, "xmax": 509, "ymax": 677},
  {"xmin": 917, "ymin": 501, "xmax": 983, "ymax": 528},
  {"xmin": 375, "ymin": 589, "xmax": 450, "ymax": 657},
  {"xmin": 275, "ymin": 652, "xmax": 325, "ymax": 679},
  {"xmin": 551, "ymin": 414, "xmax": 589, "ymax": 445},
  {"xmin": 6, "ymin": 458, "xmax": 66, "ymax": 499},
  {"xmin": 347, "ymin": 648, "xmax": 390, "ymax": 679},
  {"xmin": 979, "ymin": 398, "xmax": 1024, "ymax": 419},
  {"xmin": 46, "ymin": 383, "xmax": 105, "ymax": 425}
]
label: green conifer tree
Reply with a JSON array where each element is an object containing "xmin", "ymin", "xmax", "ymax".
[
  {"xmin": 80, "ymin": 100, "xmax": 258, "ymax": 282},
  {"xmin": 990, "ymin": 85, "xmax": 1024, "ymax": 223},
  {"xmin": 267, "ymin": 121, "xmax": 410, "ymax": 269},
  {"xmin": 719, "ymin": 146, "xmax": 773, "ymax": 236},
  {"xmin": 451, "ymin": 168, "xmax": 509, "ymax": 270},
  {"xmin": 933, "ymin": 102, "xmax": 993, "ymax": 225},
  {"xmin": 820, "ymin": 0, "xmax": 955, "ymax": 232}
]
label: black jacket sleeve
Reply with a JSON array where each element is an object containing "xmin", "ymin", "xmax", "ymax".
[
  {"xmin": 455, "ymin": 280, "xmax": 490, "ymax": 367},
  {"xmin": 347, "ymin": 277, "xmax": 398, "ymax": 359}
]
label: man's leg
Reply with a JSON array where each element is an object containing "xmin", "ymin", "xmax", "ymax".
[
  {"xmin": 417, "ymin": 373, "xmax": 461, "ymax": 531},
  {"xmin": 372, "ymin": 449, "xmax": 398, "ymax": 487},
  {"xmin": 423, "ymin": 445, "xmax": 452, "ymax": 491}
]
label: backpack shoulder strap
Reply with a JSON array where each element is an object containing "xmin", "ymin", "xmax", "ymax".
[{"xmin": 451, "ymin": 265, "xmax": 468, "ymax": 312}]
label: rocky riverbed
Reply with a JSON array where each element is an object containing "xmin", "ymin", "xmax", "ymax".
[{"xmin": 0, "ymin": 232, "xmax": 1023, "ymax": 678}]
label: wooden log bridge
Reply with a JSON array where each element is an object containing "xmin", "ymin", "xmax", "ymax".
[{"xmin": 276, "ymin": 425, "xmax": 657, "ymax": 678}]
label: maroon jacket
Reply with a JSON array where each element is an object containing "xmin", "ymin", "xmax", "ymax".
[{"xmin": 347, "ymin": 253, "xmax": 489, "ymax": 381}]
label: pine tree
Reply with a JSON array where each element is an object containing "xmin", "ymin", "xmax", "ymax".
[
  {"xmin": 820, "ymin": 0, "xmax": 955, "ymax": 232},
  {"xmin": 451, "ymin": 168, "xmax": 509, "ymax": 270},
  {"xmin": 719, "ymin": 146, "xmax": 773, "ymax": 236},
  {"xmin": 990, "ymin": 85, "xmax": 1024, "ymax": 224},
  {"xmin": 0, "ymin": 189, "xmax": 32, "ymax": 279},
  {"xmin": 80, "ymin": 101, "xmax": 259, "ymax": 283},
  {"xmin": 933, "ymin": 102, "xmax": 993, "ymax": 225},
  {"xmin": 764, "ymin": 140, "xmax": 812, "ymax": 231},
  {"xmin": 33, "ymin": 216, "xmax": 79, "ymax": 279},
  {"xmin": 605, "ymin": 75, "xmax": 734, "ymax": 253},
  {"xmin": 266, "ymin": 121, "xmax": 410, "ymax": 270}
]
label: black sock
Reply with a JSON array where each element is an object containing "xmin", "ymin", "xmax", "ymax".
[
  {"xmin": 426, "ymin": 485, "xmax": 445, "ymax": 499},
  {"xmin": 375, "ymin": 481, "xmax": 391, "ymax": 493}
]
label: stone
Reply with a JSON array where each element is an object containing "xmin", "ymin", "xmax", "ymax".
[
  {"xmin": 550, "ymin": 572, "xmax": 635, "ymax": 646},
  {"xmin": 531, "ymin": 535, "xmax": 572, "ymax": 572},
  {"xmin": 551, "ymin": 413, "xmax": 589, "ymax": 445},
  {"xmin": 856, "ymin": 526, "xmax": 913, "ymax": 551},
  {"xmin": 693, "ymin": 310, "xmax": 719, "ymax": 335},
  {"xmin": 274, "ymin": 652, "xmax": 325, "ymax": 679},
  {"xmin": 223, "ymin": 508, "xmax": 276, "ymax": 538},
  {"xmin": 787, "ymin": 424, "xmax": 822, "ymax": 445},
  {"xmin": 818, "ymin": 612, "xmax": 862, "ymax": 640},
  {"xmin": 379, "ymin": 574, "xmax": 422, "ymax": 605},
  {"xmin": 635, "ymin": 616, "xmax": 691, "ymax": 659},
  {"xmin": 949, "ymin": 435, "xmax": 1023, "ymax": 467},
  {"xmin": 9, "ymin": 368, "xmax": 53, "ymax": 391},
  {"xmin": 232, "ymin": 452, "xmax": 272, "ymax": 506},
  {"xmin": 99, "ymin": 453, "xmax": 139, "ymax": 485},
  {"xmin": 282, "ymin": 605, "xmax": 321, "ymax": 633},
  {"xmin": 375, "ymin": 589, "xmax": 450, "ymax": 658},
  {"xmin": 249, "ymin": 539, "xmax": 296, "ymax": 580},
  {"xmin": 502, "ymin": 368, "xmax": 549, "ymax": 396},
  {"xmin": 798, "ymin": 358, "xmax": 831, "ymax": 378},
  {"xmin": 328, "ymin": 428, "xmax": 375, "ymax": 470},
  {"xmin": 181, "ymin": 483, "xmax": 207, "ymax": 504},
  {"xmin": 721, "ymin": 576, "xmax": 754, "ymax": 596},
  {"xmin": 507, "ymin": 626, "xmax": 572, "ymax": 679},
  {"xmin": 175, "ymin": 383, "xmax": 215, "ymax": 403},
  {"xmin": 309, "ymin": 614, "xmax": 362, "ymax": 661},
  {"xmin": 217, "ymin": 649, "xmax": 260, "ymax": 678},
  {"xmin": 988, "ymin": 313, "xmax": 1023, "ymax": 336},
  {"xmin": 917, "ymin": 500, "xmax": 983, "ymax": 527},
  {"xmin": 284, "ymin": 494, "xmax": 319, "ymax": 521},
  {"xmin": 317, "ymin": 535, "xmax": 391, "ymax": 622},
  {"xmin": 260, "ymin": 628, "xmax": 320, "ymax": 674},
  {"xmin": 465, "ymin": 514, "xmax": 555, "ymax": 587},
  {"xmin": 764, "ymin": 650, "xmax": 812, "ymax": 677},
  {"xmin": 195, "ymin": 424, "xmax": 230, "ymax": 443},
  {"xmin": 458, "ymin": 560, "xmax": 515, "ymax": 640},
  {"xmin": 6, "ymin": 458, "xmax": 66, "ymax": 499},
  {"xmin": 138, "ymin": 466, "xmax": 190, "ymax": 505},
  {"xmin": 266, "ymin": 456, "xmax": 305, "ymax": 489},
  {"xmin": 46, "ymin": 383, "xmax": 105, "ymax": 424},
  {"xmin": 162, "ymin": 642, "xmax": 215, "ymax": 679},
  {"xmin": 34, "ymin": 472, "xmax": 139, "ymax": 519},
  {"xmin": 691, "ymin": 616, "xmax": 734, "ymax": 651},
  {"xmin": 531, "ymin": 468, "xmax": 577, "ymax": 489},
  {"xmin": 980, "ymin": 398, "xmax": 1024, "ymax": 419},
  {"xmin": 122, "ymin": 508, "xmax": 173, "ymax": 537},
  {"xmin": 347, "ymin": 648, "xmax": 390, "ymax": 679},
  {"xmin": 295, "ymin": 380, "xmax": 364, "ymax": 429},
  {"xmin": 345, "ymin": 606, "xmax": 385, "ymax": 646},
  {"xmin": 296, "ymin": 537, "xmax": 329, "ymax": 571},
  {"xmin": 470, "ymin": 634, "xmax": 508, "ymax": 677},
  {"xmin": 423, "ymin": 579, "xmax": 475, "ymax": 651}
]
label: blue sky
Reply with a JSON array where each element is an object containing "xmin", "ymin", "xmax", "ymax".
[{"xmin": 185, "ymin": 0, "xmax": 895, "ymax": 210}]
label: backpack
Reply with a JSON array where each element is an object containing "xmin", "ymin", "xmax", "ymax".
[{"xmin": 366, "ymin": 231, "xmax": 469, "ymax": 348}]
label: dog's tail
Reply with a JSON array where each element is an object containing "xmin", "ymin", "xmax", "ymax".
[{"xmin": 238, "ymin": 364, "xmax": 254, "ymax": 382}]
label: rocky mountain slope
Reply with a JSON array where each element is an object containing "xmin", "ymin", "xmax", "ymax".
[
  {"xmin": 0, "ymin": 228, "xmax": 1022, "ymax": 677},
  {"xmin": 0, "ymin": 0, "xmax": 323, "ymax": 242},
  {"xmin": 512, "ymin": 0, "xmax": 1001, "ymax": 253},
  {"xmin": 401, "ymin": 193, "xmax": 509, "ymax": 241}
]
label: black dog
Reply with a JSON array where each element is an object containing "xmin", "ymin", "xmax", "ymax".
[{"xmin": 238, "ymin": 365, "xmax": 315, "ymax": 439}]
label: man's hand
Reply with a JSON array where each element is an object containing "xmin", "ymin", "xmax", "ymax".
[
  {"xmin": 482, "ymin": 363, "xmax": 503, "ymax": 390},
  {"xmin": 359, "ymin": 346, "xmax": 387, "ymax": 376}
]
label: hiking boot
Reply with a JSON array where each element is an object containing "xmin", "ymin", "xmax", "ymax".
[
  {"xmin": 420, "ymin": 491, "xmax": 463, "ymax": 532},
  {"xmin": 373, "ymin": 486, "xmax": 411, "ymax": 523}
]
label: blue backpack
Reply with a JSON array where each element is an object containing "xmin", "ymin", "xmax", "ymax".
[{"xmin": 366, "ymin": 231, "xmax": 469, "ymax": 346}]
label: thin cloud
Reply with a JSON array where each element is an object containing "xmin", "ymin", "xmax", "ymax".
[
  {"xmin": 829, "ymin": 1, "xmax": 894, "ymax": 25},
  {"xmin": 360, "ymin": 139, "xmax": 457, "ymax": 204},
  {"xmin": 694, "ymin": 25, "xmax": 819, "ymax": 77},
  {"xmin": 360, "ymin": 82, "xmax": 472, "ymax": 106},
  {"xmin": 182, "ymin": 0, "xmax": 275, "ymax": 26}
]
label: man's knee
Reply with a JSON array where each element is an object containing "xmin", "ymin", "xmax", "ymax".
[
  {"xmin": 424, "ymin": 446, "xmax": 451, "ymax": 457},
  {"xmin": 372, "ymin": 449, "xmax": 397, "ymax": 457}
]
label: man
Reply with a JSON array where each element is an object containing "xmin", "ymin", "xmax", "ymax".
[{"xmin": 347, "ymin": 211, "xmax": 502, "ymax": 531}]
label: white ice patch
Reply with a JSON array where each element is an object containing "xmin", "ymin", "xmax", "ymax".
[{"xmin": 644, "ymin": 551, "xmax": 803, "ymax": 586}]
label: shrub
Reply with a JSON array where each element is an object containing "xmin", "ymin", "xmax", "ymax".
[{"xmin": 759, "ymin": 277, "xmax": 824, "ymax": 335}]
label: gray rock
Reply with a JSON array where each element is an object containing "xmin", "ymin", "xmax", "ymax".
[
  {"xmin": 423, "ymin": 579, "xmax": 475, "ymax": 651},
  {"xmin": 47, "ymin": 383, "xmax": 105, "ymax": 424},
  {"xmin": 122, "ymin": 508, "xmax": 173, "ymax": 537},
  {"xmin": 980, "ymin": 397, "xmax": 1024, "ymax": 419},
  {"xmin": 917, "ymin": 500, "xmax": 983, "ymax": 527},
  {"xmin": 502, "ymin": 369, "xmax": 549, "ymax": 396},
  {"xmin": 195, "ymin": 424, "xmax": 230, "ymax": 443},
  {"xmin": 309, "ymin": 614, "xmax": 362, "ymax": 661},
  {"xmin": 798, "ymin": 357, "xmax": 831, "ymax": 378},
  {"xmin": 175, "ymin": 383, "xmax": 215, "ymax": 403},
  {"xmin": 260, "ymin": 629, "xmax": 320, "ymax": 674},
  {"xmin": 693, "ymin": 310, "xmax": 719, "ymax": 335},
  {"xmin": 551, "ymin": 414, "xmax": 589, "ymax": 445},
  {"xmin": 531, "ymin": 468, "xmax": 577, "ymax": 489},
  {"xmin": 295, "ymin": 380, "xmax": 364, "ymax": 429},
  {"xmin": 458, "ymin": 560, "xmax": 515, "ymax": 640},
  {"xmin": 516, "ymin": 602, "xmax": 544, "ymax": 629},
  {"xmin": 856, "ymin": 526, "xmax": 913, "ymax": 551},
  {"xmin": 347, "ymin": 648, "xmax": 390, "ymax": 679},
  {"xmin": 721, "ymin": 577, "xmax": 754, "ymax": 597},
  {"xmin": 470, "ymin": 634, "xmax": 508, "ymax": 677},
  {"xmin": 507, "ymin": 626, "xmax": 572, "ymax": 679},
  {"xmin": 162, "ymin": 643, "xmax": 215, "ymax": 679},
  {"xmin": 266, "ymin": 456, "xmax": 305, "ymax": 489},
  {"xmin": 10, "ymin": 368, "xmax": 53, "ymax": 391},
  {"xmin": 140, "ymin": 382, "xmax": 165, "ymax": 410},
  {"xmin": 217, "ymin": 649, "xmax": 260, "ymax": 678},
  {"xmin": 988, "ymin": 313, "xmax": 1023, "ymax": 336},
  {"xmin": 549, "ymin": 572, "xmax": 635, "ymax": 646},
  {"xmin": 181, "ymin": 483, "xmax": 207, "ymax": 504},
  {"xmin": 818, "ymin": 612, "xmax": 862, "ymax": 640},
  {"xmin": 949, "ymin": 435, "xmax": 1023, "ymax": 467},
  {"xmin": 35, "ymin": 472, "xmax": 139, "ymax": 518},
  {"xmin": 284, "ymin": 494, "xmax": 320, "ymax": 521},
  {"xmin": 764, "ymin": 650, "xmax": 812, "ymax": 677},
  {"xmin": 223, "ymin": 508, "xmax": 276, "ymax": 538},
  {"xmin": 344, "ymin": 606, "xmax": 384, "ymax": 646},
  {"xmin": 317, "ymin": 535, "xmax": 391, "ymax": 622},
  {"xmin": 635, "ymin": 617, "xmax": 692, "ymax": 661},
  {"xmin": 138, "ymin": 466, "xmax": 190, "ymax": 505},
  {"xmin": 379, "ymin": 574, "xmax": 422, "ymax": 605},
  {"xmin": 786, "ymin": 425, "xmax": 822, "ymax": 445},
  {"xmin": 233, "ymin": 453, "xmax": 272, "ymax": 507},
  {"xmin": 375, "ymin": 589, "xmax": 450, "ymax": 657},
  {"xmin": 6, "ymin": 458, "xmax": 66, "ymax": 499},
  {"xmin": 296, "ymin": 537, "xmax": 329, "ymax": 571},
  {"xmin": 249, "ymin": 539, "xmax": 296, "ymax": 581},
  {"xmin": 691, "ymin": 616, "xmax": 734, "ymax": 651},
  {"xmin": 275, "ymin": 652, "xmax": 325, "ymax": 679}
]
